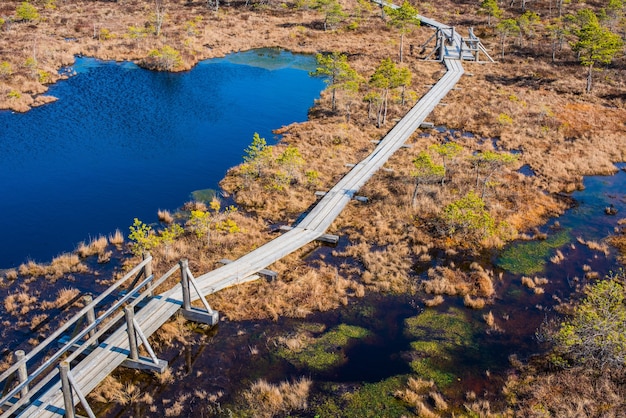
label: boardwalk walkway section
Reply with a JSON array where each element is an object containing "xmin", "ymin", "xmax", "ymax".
[{"xmin": 4, "ymin": 9, "xmax": 470, "ymax": 417}]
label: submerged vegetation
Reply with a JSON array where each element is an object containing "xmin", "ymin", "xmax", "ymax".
[
  {"xmin": 276, "ymin": 323, "xmax": 370, "ymax": 372},
  {"xmin": 497, "ymin": 229, "xmax": 571, "ymax": 275}
]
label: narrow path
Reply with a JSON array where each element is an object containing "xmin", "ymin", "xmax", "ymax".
[{"xmin": 16, "ymin": 15, "xmax": 466, "ymax": 418}]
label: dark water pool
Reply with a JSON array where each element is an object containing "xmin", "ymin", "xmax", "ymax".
[{"xmin": 0, "ymin": 49, "xmax": 325, "ymax": 268}]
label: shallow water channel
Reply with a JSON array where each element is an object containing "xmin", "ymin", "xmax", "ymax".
[
  {"xmin": 0, "ymin": 49, "xmax": 325, "ymax": 268},
  {"xmin": 95, "ymin": 163, "xmax": 625, "ymax": 417}
]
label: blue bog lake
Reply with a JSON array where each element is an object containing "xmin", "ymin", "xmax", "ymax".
[{"xmin": 0, "ymin": 49, "xmax": 325, "ymax": 268}]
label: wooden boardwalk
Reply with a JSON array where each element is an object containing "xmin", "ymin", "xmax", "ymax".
[{"xmin": 4, "ymin": 8, "xmax": 469, "ymax": 417}]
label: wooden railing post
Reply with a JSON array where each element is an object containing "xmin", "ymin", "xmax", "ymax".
[
  {"xmin": 59, "ymin": 361, "xmax": 75, "ymax": 418},
  {"xmin": 180, "ymin": 259, "xmax": 191, "ymax": 311},
  {"xmin": 84, "ymin": 295, "xmax": 97, "ymax": 346},
  {"xmin": 143, "ymin": 252, "xmax": 153, "ymax": 297},
  {"xmin": 124, "ymin": 306, "xmax": 139, "ymax": 361},
  {"xmin": 15, "ymin": 350, "xmax": 28, "ymax": 398}
]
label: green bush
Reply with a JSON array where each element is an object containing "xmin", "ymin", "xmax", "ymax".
[
  {"xmin": 0, "ymin": 61, "xmax": 12, "ymax": 78},
  {"xmin": 16, "ymin": 2, "xmax": 39, "ymax": 21},
  {"xmin": 553, "ymin": 274, "xmax": 626, "ymax": 370},
  {"xmin": 143, "ymin": 45, "xmax": 182, "ymax": 71}
]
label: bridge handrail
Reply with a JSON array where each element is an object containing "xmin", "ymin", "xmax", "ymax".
[
  {"xmin": 0, "ymin": 255, "xmax": 159, "ymax": 414},
  {"xmin": 0, "ymin": 260, "xmax": 183, "ymax": 417}
]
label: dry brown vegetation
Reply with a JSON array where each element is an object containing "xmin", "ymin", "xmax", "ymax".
[
  {"xmin": 3, "ymin": 291, "xmax": 38, "ymax": 316},
  {"xmin": 40, "ymin": 287, "xmax": 80, "ymax": 310},
  {"xmin": 395, "ymin": 377, "xmax": 448, "ymax": 418},
  {"xmin": 241, "ymin": 377, "xmax": 312, "ymax": 418},
  {"xmin": 505, "ymin": 366, "xmax": 626, "ymax": 417},
  {"xmin": 89, "ymin": 376, "xmax": 142, "ymax": 406},
  {"xmin": 17, "ymin": 253, "xmax": 88, "ymax": 281},
  {"xmin": 607, "ymin": 227, "xmax": 626, "ymax": 265}
]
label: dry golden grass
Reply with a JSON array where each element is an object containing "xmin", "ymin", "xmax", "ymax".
[
  {"xmin": 421, "ymin": 263, "xmax": 495, "ymax": 306},
  {"xmin": 76, "ymin": 235, "xmax": 109, "ymax": 258},
  {"xmin": 108, "ymin": 229, "xmax": 125, "ymax": 246},
  {"xmin": 3, "ymin": 269, "xmax": 18, "ymax": 280},
  {"xmin": 424, "ymin": 295, "xmax": 445, "ymax": 307},
  {"xmin": 4, "ymin": 291, "xmax": 38, "ymax": 316},
  {"xmin": 152, "ymin": 313, "xmax": 191, "ymax": 350},
  {"xmin": 430, "ymin": 391, "xmax": 448, "ymax": 412},
  {"xmin": 550, "ymin": 249, "xmax": 565, "ymax": 264},
  {"xmin": 521, "ymin": 276, "xmax": 536, "ymax": 289},
  {"xmin": 40, "ymin": 287, "xmax": 80, "ymax": 310},
  {"xmin": 507, "ymin": 367, "xmax": 626, "ymax": 417},
  {"xmin": 30, "ymin": 313, "xmax": 48, "ymax": 329},
  {"xmin": 210, "ymin": 259, "xmax": 358, "ymax": 321},
  {"xmin": 164, "ymin": 393, "xmax": 190, "ymax": 416},
  {"xmin": 18, "ymin": 254, "xmax": 88, "ymax": 281},
  {"xmin": 483, "ymin": 311, "xmax": 495, "ymax": 328},
  {"xmin": 241, "ymin": 377, "xmax": 312, "ymax": 418},
  {"xmin": 463, "ymin": 294, "xmax": 486, "ymax": 309},
  {"xmin": 89, "ymin": 376, "xmax": 141, "ymax": 406},
  {"xmin": 157, "ymin": 209, "xmax": 174, "ymax": 224},
  {"xmin": 607, "ymin": 234, "xmax": 626, "ymax": 265},
  {"xmin": 277, "ymin": 332, "xmax": 310, "ymax": 352},
  {"xmin": 580, "ymin": 239, "xmax": 610, "ymax": 256},
  {"xmin": 156, "ymin": 367, "xmax": 175, "ymax": 385},
  {"xmin": 396, "ymin": 380, "xmax": 441, "ymax": 418}
]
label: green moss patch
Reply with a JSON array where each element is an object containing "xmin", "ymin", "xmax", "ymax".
[
  {"xmin": 404, "ymin": 307, "xmax": 478, "ymax": 389},
  {"xmin": 497, "ymin": 230, "xmax": 571, "ymax": 275},
  {"xmin": 314, "ymin": 376, "xmax": 413, "ymax": 417},
  {"xmin": 409, "ymin": 358, "xmax": 456, "ymax": 388},
  {"xmin": 277, "ymin": 324, "xmax": 370, "ymax": 372},
  {"xmin": 405, "ymin": 307, "xmax": 475, "ymax": 349},
  {"xmin": 190, "ymin": 188, "xmax": 217, "ymax": 202}
]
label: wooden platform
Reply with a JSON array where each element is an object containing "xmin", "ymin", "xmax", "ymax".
[{"xmin": 10, "ymin": 6, "xmax": 467, "ymax": 417}]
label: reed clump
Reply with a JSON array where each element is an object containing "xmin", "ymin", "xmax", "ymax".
[
  {"xmin": 108, "ymin": 229, "xmax": 125, "ymax": 247},
  {"xmin": 40, "ymin": 287, "xmax": 80, "ymax": 310},
  {"xmin": 506, "ymin": 367, "xmax": 625, "ymax": 417},
  {"xmin": 76, "ymin": 235, "xmax": 109, "ymax": 258},
  {"xmin": 17, "ymin": 254, "xmax": 88, "ymax": 281},
  {"xmin": 422, "ymin": 263, "xmax": 495, "ymax": 306},
  {"xmin": 157, "ymin": 209, "xmax": 174, "ymax": 224},
  {"xmin": 240, "ymin": 377, "xmax": 312, "ymax": 418},
  {"xmin": 89, "ymin": 376, "xmax": 141, "ymax": 406},
  {"xmin": 521, "ymin": 276, "xmax": 548, "ymax": 294},
  {"xmin": 395, "ymin": 377, "xmax": 448, "ymax": 418},
  {"xmin": 3, "ymin": 291, "xmax": 38, "ymax": 316}
]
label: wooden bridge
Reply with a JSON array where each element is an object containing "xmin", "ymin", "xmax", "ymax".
[{"xmin": 0, "ymin": 5, "xmax": 478, "ymax": 417}]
